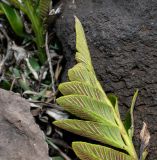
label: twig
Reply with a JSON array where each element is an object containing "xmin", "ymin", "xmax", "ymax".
[
  {"xmin": 37, "ymin": 61, "xmax": 48, "ymax": 91},
  {"xmin": 10, "ymin": 78, "xmax": 16, "ymax": 91},
  {"xmin": 49, "ymin": 138, "xmax": 72, "ymax": 150},
  {"xmin": 46, "ymin": 138, "xmax": 72, "ymax": 160},
  {"xmin": 49, "ymin": 3, "xmax": 63, "ymax": 15},
  {"xmin": 0, "ymin": 26, "xmax": 10, "ymax": 41},
  {"xmin": 45, "ymin": 32, "xmax": 55, "ymax": 93},
  {"xmin": 0, "ymin": 27, "xmax": 13, "ymax": 75}
]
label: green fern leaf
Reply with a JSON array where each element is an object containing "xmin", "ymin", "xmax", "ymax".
[
  {"xmin": 75, "ymin": 17, "xmax": 92, "ymax": 68},
  {"xmin": 38, "ymin": 0, "xmax": 51, "ymax": 19},
  {"xmin": 57, "ymin": 95, "xmax": 115, "ymax": 125},
  {"xmin": 124, "ymin": 90, "xmax": 138, "ymax": 139},
  {"xmin": 72, "ymin": 142, "xmax": 134, "ymax": 160},
  {"xmin": 68, "ymin": 63, "xmax": 110, "ymax": 104},
  {"xmin": 54, "ymin": 120, "xmax": 126, "ymax": 149},
  {"xmin": 68, "ymin": 63, "xmax": 97, "ymax": 85},
  {"xmin": 59, "ymin": 81, "xmax": 105, "ymax": 101}
]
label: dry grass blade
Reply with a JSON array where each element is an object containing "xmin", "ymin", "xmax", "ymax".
[
  {"xmin": 45, "ymin": 32, "xmax": 55, "ymax": 93},
  {"xmin": 140, "ymin": 122, "xmax": 150, "ymax": 160}
]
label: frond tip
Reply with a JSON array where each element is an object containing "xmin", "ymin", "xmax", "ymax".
[{"xmin": 74, "ymin": 16, "xmax": 92, "ymax": 67}]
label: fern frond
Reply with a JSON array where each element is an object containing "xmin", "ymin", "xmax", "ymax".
[
  {"xmin": 59, "ymin": 81, "xmax": 105, "ymax": 101},
  {"xmin": 75, "ymin": 17, "xmax": 92, "ymax": 68},
  {"xmin": 53, "ymin": 17, "xmax": 138, "ymax": 160},
  {"xmin": 73, "ymin": 142, "xmax": 134, "ymax": 160},
  {"xmin": 54, "ymin": 120, "xmax": 126, "ymax": 149},
  {"xmin": 38, "ymin": 0, "xmax": 51, "ymax": 19},
  {"xmin": 68, "ymin": 63, "xmax": 110, "ymax": 104},
  {"xmin": 56, "ymin": 95, "xmax": 115, "ymax": 125}
]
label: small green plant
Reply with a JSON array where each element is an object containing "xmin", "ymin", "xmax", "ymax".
[
  {"xmin": 54, "ymin": 17, "xmax": 148, "ymax": 160},
  {"xmin": 0, "ymin": 0, "xmax": 51, "ymax": 64}
]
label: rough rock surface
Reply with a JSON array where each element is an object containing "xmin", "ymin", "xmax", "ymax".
[
  {"xmin": 0, "ymin": 89, "xmax": 49, "ymax": 160},
  {"xmin": 55, "ymin": 0, "xmax": 157, "ymax": 159}
]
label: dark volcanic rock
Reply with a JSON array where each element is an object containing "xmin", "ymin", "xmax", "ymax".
[
  {"xmin": 55, "ymin": 0, "xmax": 157, "ymax": 159},
  {"xmin": 0, "ymin": 89, "xmax": 49, "ymax": 160}
]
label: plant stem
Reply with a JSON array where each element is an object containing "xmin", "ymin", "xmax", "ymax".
[
  {"xmin": 45, "ymin": 32, "xmax": 56, "ymax": 93},
  {"xmin": 115, "ymin": 116, "xmax": 138, "ymax": 159},
  {"xmin": 98, "ymin": 82, "xmax": 138, "ymax": 159}
]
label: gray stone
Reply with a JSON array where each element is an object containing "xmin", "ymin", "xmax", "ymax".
[
  {"xmin": 0, "ymin": 89, "xmax": 49, "ymax": 160},
  {"xmin": 55, "ymin": 0, "xmax": 157, "ymax": 159}
]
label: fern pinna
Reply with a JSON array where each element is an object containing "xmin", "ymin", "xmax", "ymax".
[{"xmin": 54, "ymin": 17, "xmax": 144, "ymax": 160}]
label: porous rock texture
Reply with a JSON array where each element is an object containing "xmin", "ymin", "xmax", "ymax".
[
  {"xmin": 0, "ymin": 89, "xmax": 49, "ymax": 160},
  {"xmin": 55, "ymin": 0, "xmax": 157, "ymax": 159}
]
